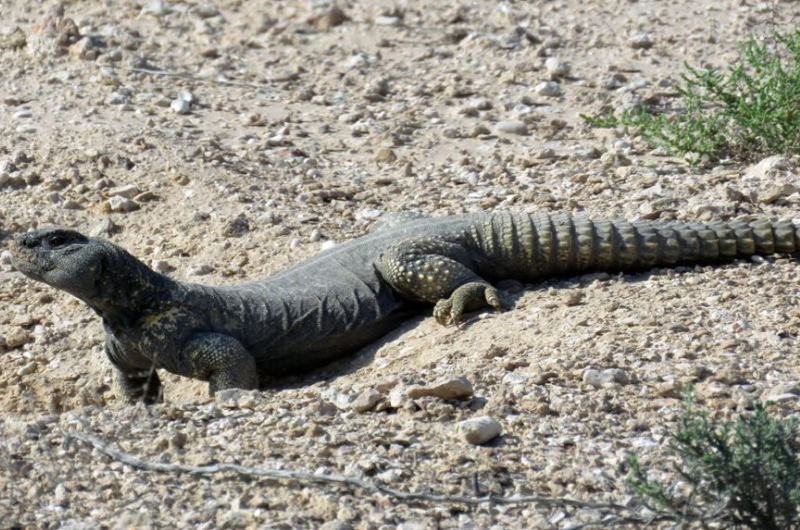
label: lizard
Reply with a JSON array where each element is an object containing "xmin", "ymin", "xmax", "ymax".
[{"xmin": 10, "ymin": 210, "xmax": 800, "ymax": 403}]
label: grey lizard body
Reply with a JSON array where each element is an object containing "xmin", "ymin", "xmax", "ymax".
[{"xmin": 11, "ymin": 211, "xmax": 800, "ymax": 403}]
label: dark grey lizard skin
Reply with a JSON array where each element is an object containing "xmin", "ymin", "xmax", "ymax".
[{"xmin": 11, "ymin": 211, "xmax": 800, "ymax": 403}]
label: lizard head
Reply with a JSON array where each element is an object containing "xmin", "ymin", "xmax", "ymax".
[
  {"xmin": 12, "ymin": 227, "xmax": 173, "ymax": 325},
  {"xmin": 12, "ymin": 227, "xmax": 106, "ymax": 301}
]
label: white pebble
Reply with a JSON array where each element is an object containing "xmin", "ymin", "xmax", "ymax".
[
  {"xmin": 108, "ymin": 195, "xmax": 139, "ymax": 212},
  {"xmin": 107, "ymin": 184, "xmax": 140, "ymax": 199},
  {"xmin": 375, "ymin": 16, "xmax": 401, "ymax": 26},
  {"xmin": 189, "ymin": 264, "xmax": 214, "ymax": 276},
  {"xmin": 356, "ymin": 208, "xmax": 382, "ymax": 221},
  {"xmin": 583, "ymin": 368, "xmax": 631, "ymax": 388},
  {"xmin": 170, "ymin": 98, "xmax": 191, "ymax": 115},
  {"xmin": 350, "ymin": 388, "xmax": 382, "ymax": 413},
  {"xmin": 468, "ymin": 98, "xmax": 492, "ymax": 110},
  {"xmin": 533, "ymin": 81, "xmax": 562, "ymax": 97},
  {"xmin": 193, "ymin": 3, "xmax": 220, "ymax": 18},
  {"xmin": 177, "ymin": 89, "xmax": 195, "ymax": 103},
  {"xmin": 495, "ymin": 121, "xmax": 528, "ymax": 135},
  {"xmin": 459, "ymin": 415, "xmax": 502, "ymax": 445},
  {"xmin": 107, "ymin": 196, "xmax": 139, "ymax": 212},
  {"xmin": 544, "ymin": 58, "xmax": 570, "ymax": 79},
  {"xmin": 53, "ymin": 484, "xmax": 69, "ymax": 507},
  {"xmin": 141, "ymin": 1, "xmax": 170, "ymax": 17},
  {"xmin": 628, "ymin": 33, "xmax": 653, "ymax": 49},
  {"xmin": 106, "ymin": 92, "xmax": 129, "ymax": 105}
]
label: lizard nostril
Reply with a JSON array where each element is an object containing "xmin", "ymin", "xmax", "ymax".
[{"xmin": 20, "ymin": 233, "xmax": 39, "ymax": 249}]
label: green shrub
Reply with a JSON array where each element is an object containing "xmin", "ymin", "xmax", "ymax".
[
  {"xmin": 627, "ymin": 394, "xmax": 800, "ymax": 529},
  {"xmin": 583, "ymin": 31, "xmax": 800, "ymax": 163}
]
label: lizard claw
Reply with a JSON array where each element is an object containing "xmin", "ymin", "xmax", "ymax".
[{"xmin": 433, "ymin": 282, "xmax": 503, "ymax": 326}]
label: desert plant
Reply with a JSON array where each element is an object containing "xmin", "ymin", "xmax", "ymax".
[
  {"xmin": 583, "ymin": 31, "xmax": 800, "ymax": 163},
  {"xmin": 627, "ymin": 394, "xmax": 800, "ymax": 529}
]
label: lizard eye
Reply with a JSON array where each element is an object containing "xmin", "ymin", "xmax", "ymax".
[{"xmin": 47, "ymin": 234, "xmax": 70, "ymax": 247}]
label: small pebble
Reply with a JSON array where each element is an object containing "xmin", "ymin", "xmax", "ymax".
[
  {"xmin": 215, "ymin": 388, "xmax": 259, "ymax": 408},
  {"xmin": 459, "ymin": 415, "xmax": 502, "ymax": 445},
  {"xmin": 627, "ymin": 33, "xmax": 653, "ymax": 49},
  {"xmin": 107, "ymin": 184, "xmax": 140, "ymax": 199},
  {"xmin": 5, "ymin": 329, "xmax": 30, "ymax": 349},
  {"xmin": 189, "ymin": 264, "xmax": 214, "ymax": 276},
  {"xmin": 375, "ymin": 16, "xmax": 401, "ymax": 26},
  {"xmin": 192, "ymin": 3, "xmax": 220, "ymax": 18},
  {"xmin": 141, "ymin": 0, "xmax": 170, "ymax": 16},
  {"xmin": 544, "ymin": 58, "xmax": 570, "ymax": 79},
  {"xmin": 222, "ymin": 214, "xmax": 250, "ymax": 237},
  {"xmin": 563, "ymin": 290, "xmax": 584, "ymax": 306},
  {"xmin": 351, "ymin": 388, "xmax": 382, "ymax": 413},
  {"xmin": 762, "ymin": 383, "xmax": 800, "ymax": 401},
  {"xmin": 177, "ymin": 89, "xmax": 195, "ymax": 104},
  {"xmin": 152, "ymin": 260, "xmax": 175, "ymax": 274},
  {"xmin": 407, "ymin": 376, "xmax": 474, "ymax": 400},
  {"xmin": 53, "ymin": 484, "xmax": 69, "ymax": 507},
  {"xmin": 314, "ymin": 6, "xmax": 348, "ymax": 31},
  {"xmin": 61, "ymin": 199, "xmax": 82, "ymax": 210},
  {"xmin": 495, "ymin": 121, "xmax": 528, "ymax": 135},
  {"xmin": 583, "ymin": 368, "xmax": 631, "ymax": 388},
  {"xmin": 90, "ymin": 217, "xmax": 118, "ymax": 237},
  {"xmin": 375, "ymin": 147, "xmax": 397, "ymax": 163},
  {"xmin": 170, "ymin": 98, "xmax": 191, "ymax": 115},
  {"xmin": 16, "ymin": 362, "xmax": 37, "ymax": 376},
  {"xmin": 389, "ymin": 386, "xmax": 409, "ymax": 409},
  {"xmin": 69, "ymin": 38, "xmax": 98, "ymax": 60},
  {"xmin": 318, "ymin": 521, "xmax": 353, "ymax": 530},
  {"xmin": 107, "ymin": 196, "xmax": 139, "ymax": 213},
  {"xmin": 533, "ymin": 81, "xmax": 562, "ymax": 97}
]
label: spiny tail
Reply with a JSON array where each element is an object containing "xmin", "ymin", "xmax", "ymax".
[{"xmin": 473, "ymin": 211, "xmax": 800, "ymax": 280}]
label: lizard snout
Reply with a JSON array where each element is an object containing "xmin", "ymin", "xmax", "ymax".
[{"xmin": 19, "ymin": 232, "xmax": 41, "ymax": 249}]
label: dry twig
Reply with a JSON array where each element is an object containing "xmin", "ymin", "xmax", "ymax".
[
  {"xmin": 67, "ymin": 430, "xmax": 637, "ymax": 513},
  {"xmin": 125, "ymin": 67, "xmax": 276, "ymax": 90}
]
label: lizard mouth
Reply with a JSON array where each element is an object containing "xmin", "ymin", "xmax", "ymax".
[{"xmin": 9, "ymin": 247, "xmax": 55, "ymax": 280}]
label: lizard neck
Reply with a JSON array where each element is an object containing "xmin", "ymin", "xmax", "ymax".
[{"xmin": 84, "ymin": 245, "xmax": 179, "ymax": 329}]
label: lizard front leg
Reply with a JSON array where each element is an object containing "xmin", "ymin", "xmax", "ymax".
[
  {"xmin": 377, "ymin": 236, "xmax": 502, "ymax": 325},
  {"xmin": 106, "ymin": 339, "xmax": 163, "ymax": 404},
  {"xmin": 112, "ymin": 366, "xmax": 162, "ymax": 404},
  {"xmin": 177, "ymin": 332, "xmax": 259, "ymax": 395}
]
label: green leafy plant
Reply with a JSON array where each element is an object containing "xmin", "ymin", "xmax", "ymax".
[
  {"xmin": 627, "ymin": 393, "xmax": 800, "ymax": 528},
  {"xmin": 582, "ymin": 31, "xmax": 800, "ymax": 163}
]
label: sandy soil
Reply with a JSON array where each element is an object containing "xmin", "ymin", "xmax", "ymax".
[{"xmin": 1, "ymin": 0, "xmax": 799, "ymax": 528}]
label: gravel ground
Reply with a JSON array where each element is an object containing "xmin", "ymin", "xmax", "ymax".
[{"xmin": 1, "ymin": 1, "xmax": 800, "ymax": 528}]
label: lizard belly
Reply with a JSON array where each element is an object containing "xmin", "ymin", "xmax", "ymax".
[
  {"xmin": 249, "ymin": 302, "xmax": 419, "ymax": 375},
  {"xmin": 215, "ymin": 257, "xmax": 416, "ymax": 375}
]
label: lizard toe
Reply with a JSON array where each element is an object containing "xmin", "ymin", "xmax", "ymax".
[
  {"xmin": 485, "ymin": 286, "xmax": 502, "ymax": 310},
  {"xmin": 433, "ymin": 299, "xmax": 454, "ymax": 326}
]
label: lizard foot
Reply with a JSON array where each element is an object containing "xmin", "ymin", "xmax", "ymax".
[
  {"xmin": 433, "ymin": 282, "xmax": 502, "ymax": 325},
  {"xmin": 113, "ymin": 367, "xmax": 163, "ymax": 405}
]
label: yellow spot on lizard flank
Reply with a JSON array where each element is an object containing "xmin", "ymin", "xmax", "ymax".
[{"xmin": 141, "ymin": 307, "xmax": 180, "ymax": 328}]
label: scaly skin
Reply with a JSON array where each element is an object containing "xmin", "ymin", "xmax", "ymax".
[{"xmin": 11, "ymin": 211, "xmax": 799, "ymax": 403}]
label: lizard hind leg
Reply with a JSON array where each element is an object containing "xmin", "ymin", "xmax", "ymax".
[{"xmin": 377, "ymin": 236, "xmax": 503, "ymax": 325}]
